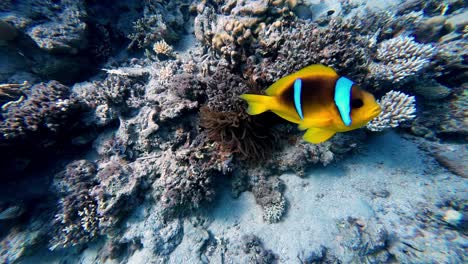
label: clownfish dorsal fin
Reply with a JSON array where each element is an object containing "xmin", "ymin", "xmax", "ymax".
[
  {"xmin": 265, "ymin": 64, "xmax": 337, "ymax": 96},
  {"xmin": 334, "ymin": 77, "xmax": 353, "ymax": 127},
  {"xmin": 303, "ymin": 127, "xmax": 336, "ymax": 144}
]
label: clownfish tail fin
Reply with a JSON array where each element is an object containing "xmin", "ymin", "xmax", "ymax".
[{"xmin": 239, "ymin": 94, "xmax": 274, "ymax": 115}]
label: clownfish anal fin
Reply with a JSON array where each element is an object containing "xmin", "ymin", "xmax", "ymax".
[
  {"xmin": 303, "ymin": 128, "xmax": 336, "ymax": 144},
  {"xmin": 298, "ymin": 117, "xmax": 332, "ymax": 131}
]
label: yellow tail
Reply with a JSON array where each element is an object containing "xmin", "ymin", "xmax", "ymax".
[{"xmin": 239, "ymin": 94, "xmax": 274, "ymax": 115}]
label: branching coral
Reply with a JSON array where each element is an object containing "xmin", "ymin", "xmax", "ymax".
[
  {"xmin": 368, "ymin": 36, "xmax": 437, "ymax": 84},
  {"xmin": 0, "ymin": 81, "xmax": 81, "ymax": 143},
  {"xmin": 153, "ymin": 40, "xmax": 173, "ymax": 56},
  {"xmin": 50, "ymin": 160, "xmax": 99, "ymax": 250},
  {"xmin": 127, "ymin": 0, "xmax": 188, "ymax": 49},
  {"xmin": 155, "ymin": 140, "xmax": 231, "ymax": 215},
  {"xmin": 50, "ymin": 156, "xmax": 154, "ymax": 250},
  {"xmin": 250, "ymin": 17, "xmax": 374, "ymax": 84},
  {"xmin": 194, "ymin": 0, "xmax": 295, "ymax": 66},
  {"xmin": 367, "ymin": 91, "xmax": 417, "ymax": 132}
]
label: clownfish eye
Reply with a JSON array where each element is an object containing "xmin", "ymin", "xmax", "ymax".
[{"xmin": 351, "ymin": 98, "xmax": 363, "ymax": 108}]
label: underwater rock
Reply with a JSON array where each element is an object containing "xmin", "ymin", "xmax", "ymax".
[
  {"xmin": 413, "ymin": 79, "xmax": 452, "ymax": 100},
  {"xmin": 241, "ymin": 234, "xmax": 278, "ymax": 263},
  {"xmin": 122, "ymin": 205, "xmax": 184, "ymax": 262},
  {"xmin": 0, "ymin": 20, "xmax": 17, "ymax": 41},
  {"xmin": 0, "ymin": 216, "xmax": 48, "ymax": 263},
  {"xmin": 169, "ymin": 219, "xmax": 210, "ymax": 263},
  {"xmin": 432, "ymin": 143, "xmax": 467, "ymax": 178},
  {"xmin": 414, "ymin": 16, "xmax": 450, "ymax": 43},
  {"xmin": 338, "ymin": 217, "xmax": 391, "ymax": 263}
]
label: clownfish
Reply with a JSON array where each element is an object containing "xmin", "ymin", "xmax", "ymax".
[{"xmin": 240, "ymin": 64, "xmax": 381, "ymax": 144}]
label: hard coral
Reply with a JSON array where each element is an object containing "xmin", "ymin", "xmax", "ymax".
[
  {"xmin": 251, "ymin": 18, "xmax": 373, "ymax": 84},
  {"xmin": 127, "ymin": 0, "xmax": 188, "ymax": 49},
  {"xmin": 0, "ymin": 81, "xmax": 81, "ymax": 144},
  {"xmin": 155, "ymin": 140, "xmax": 230, "ymax": 215},
  {"xmin": 367, "ymin": 91, "xmax": 417, "ymax": 132},
  {"xmin": 194, "ymin": 0, "xmax": 294, "ymax": 66},
  {"xmin": 368, "ymin": 36, "xmax": 436, "ymax": 84},
  {"xmin": 252, "ymin": 176, "xmax": 286, "ymax": 223},
  {"xmin": 50, "ymin": 160, "xmax": 99, "ymax": 250}
]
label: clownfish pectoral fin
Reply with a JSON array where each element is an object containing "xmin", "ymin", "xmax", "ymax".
[
  {"xmin": 298, "ymin": 117, "xmax": 332, "ymax": 131},
  {"xmin": 303, "ymin": 128, "xmax": 336, "ymax": 144},
  {"xmin": 240, "ymin": 94, "xmax": 274, "ymax": 115}
]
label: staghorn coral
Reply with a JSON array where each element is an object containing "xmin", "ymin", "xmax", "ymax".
[
  {"xmin": 0, "ymin": 81, "xmax": 81, "ymax": 143},
  {"xmin": 367, "ymin": 91, "xmax": 417, "ymax": 132},
  {"xmin": 368, "ymin": 36, "xmax": 437, "ymax": 84}
]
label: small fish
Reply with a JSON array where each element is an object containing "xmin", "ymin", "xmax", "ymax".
[{"xmin": 240, "ymin": 64, "xmax": 381, "ymax": 143}]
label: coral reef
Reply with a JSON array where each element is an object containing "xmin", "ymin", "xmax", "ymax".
[
  {"xmin": 127, "ymin": 0, "xmax": 190, "ymax": 49},
  {"xmin": 251, "ymin": 17, "xmax": 373, "ymax": 84},
  {"xmin": 367, "ymin": 91, "xmax": 417, "ymax": 132},
  {"xmin": 153, "ymin": 139, "xmax": 231, "ymax": 215},
  {"xmin": 194, "ymin": 0, "xmax": 295, "ymax": 66},
  {"xmin": 368, "ymin": 36, "xmax": 437, "ymax": 84},
  {"xmin": 1, "ymin": 0, "xmax": 467, "ymax": 263}
]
